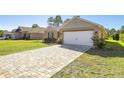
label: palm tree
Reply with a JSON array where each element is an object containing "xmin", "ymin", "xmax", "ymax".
[
  {"xmin": 54, "ymin": 15, "xmax": 63, "ymax": 27},
  {"xmin": 53, "ymin": 15, "xmax": 63, "ymax": 31},
  {"xmin": 47, "ymin": 17, "xmax": 54, "ymax": 26}
]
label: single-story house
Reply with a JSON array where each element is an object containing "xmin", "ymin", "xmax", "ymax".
[
  {"xmin": 60, "ymin": 17, "xmax": 107, "ymax": 46},
  {"xmin": 11, "ymin": 26, "xmax": 58, "ymax": 40},
  {"xmin": 11, "ymin": 26, "xmax": 47, "ymax": 40},
  {"xmin": 26, "ymin": 27, "xmax": 46, "ymax": 40}
]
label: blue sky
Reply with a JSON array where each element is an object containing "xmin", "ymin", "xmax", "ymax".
[{"xmin": 0, "ymin": 15, "xmax": 124, "ymax": 31}]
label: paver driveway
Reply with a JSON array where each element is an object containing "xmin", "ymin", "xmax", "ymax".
[{"xmin": 0, "ymin": 45, "xmax": 91, "ymax": 78}]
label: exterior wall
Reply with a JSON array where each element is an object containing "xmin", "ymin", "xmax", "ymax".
[
  {"xmin": 11, "ymin": 33, "xmax": 15, "ymax": 39},
  {"xmin": 11, "ymin": 32, "xmax": 22, "ymax": 39},
  {"xmin": 29, "ymin": 33, "xmax": 44, "ymax": 40},
  {"xmin": 61, "ymin": 26, "xmax": 106, "ymax": 39},
  {"xmin": 44, "ymin": 31, "xmax": 58, "ymax": 39},
  {"xmin": 15, "ymin": 32, "xmax": 22, "ymax": 39}
]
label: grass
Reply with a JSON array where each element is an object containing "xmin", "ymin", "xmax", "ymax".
[
  {"xmin": 120, "ymin": 34, "xmax": 124, "ymax": 42},
  {"xmin": 0, "ymin": 40, "xmax": 48, "ymax": 56},
  {"xmin": 52, "ymin": 40, "xmax": 124, "ymax": 78}
]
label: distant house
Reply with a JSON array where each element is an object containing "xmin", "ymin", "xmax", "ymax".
[
  {"xmin": 3, "ymin": 31, "xmax": 12, "ymax": 39},
  {"xmin": 11, "ymin": 26, "xmax": 59, "ymax": 40},
  {"xmin": 11, "ymin": 26, "xmax": 46, "ymax": 40}
]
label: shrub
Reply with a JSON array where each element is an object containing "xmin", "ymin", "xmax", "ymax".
[
  {"xmin": 112, "ymin": 33, "xmax": 120, "ymax": 41},
  {"xmin": 43, "ymin": 38, "xmax": 57, "ymax": 43},
  {"xmin": 115, "ymin": 33, "xmax": 120, "ymax": 40},
  {"xmin": 96, "ymin": 38, "xmax": 106, "ymax": 49},
  {"xmin": 112, "ymin": 35, "xmax": 116, "ymax": 40},
  {"xmin": 92, "ymin": 32, "xmax": 106, "ymax": 49},
  {"xmin": 57, "ymin": 38, "xmax": 62, "ymax": 44}
]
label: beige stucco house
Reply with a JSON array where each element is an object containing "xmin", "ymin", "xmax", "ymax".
[
  {"xmin": 11, "ymin": 27, "xmax": 46, "ymax": 40},
  {"xmin": 60, "ymin": 17, "xmax": 107, "ymax": 46},
  {"xmin": 11, "ymin": 26, "xmax": 58, "ymax": 40}
]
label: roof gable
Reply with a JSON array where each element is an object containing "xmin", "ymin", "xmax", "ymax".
[
  {"xmin": 18, "ymin": 26, "xmax": 46, "ymax": 33},
  {"xmin": 19, "ymin": 26, "xmax": 32, "ymax": 31},
  {"xmin": 29, "ymin": 27, "xmax": 46, "ymax": 33},
  {"xmin": 61, "ymin": 17, "xmax": 103, "ymax": 30}
]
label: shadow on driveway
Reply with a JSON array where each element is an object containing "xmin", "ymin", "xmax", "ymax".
[{"xmin": 59, "ymin": 44, "xmax": 92, "ymax": 52}]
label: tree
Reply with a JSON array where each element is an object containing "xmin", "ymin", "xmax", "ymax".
[
  {"xmin": 0, "ymin": 30, "xmax": 4, "ymax": 37},
  {"xmin": 107, "ymin": 28, "xmax": 116, "ymax": 36},
  {"xmin": 47, "ymin": 15, "xmax": 63, "ymax": 28},
  {"xmin": 54, "ymin": 15, "xmax": 63, "ymax": 27},
  {"xmin": 112, "ymin": 35, "xmax": 115, "ymax": 40},
  {"xmin": 115, "ymin": 33, "xmax": 120, "ymax": 40},
  {"xmin": 32, "ymin": 24, "xmax": 39, "ymax": 28},
  {"xmin": 47, "ymin": 17, "xmax": 54, "ymax": 26},
  {"xmin": 113, "ymin": 33, "xmax": 120, "ymax": 41},
  {"xmin": 120, "ymin": 25, "xmax": 124, "ymax": 33},
  {"xmin": 73, "ymin": 15, "xmax": 80, "ymax": 18},
  {"xmin": 92, "ymin": 32, "xmax": 106, "ymax": 49},
  {"xmin": 64, "ymin": 18, "xmax": 70, "ymax": 23}
]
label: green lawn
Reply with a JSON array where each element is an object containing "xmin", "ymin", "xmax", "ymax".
[
  {"xmin": 0, "ymin": 40, "xmax": 48, "ymax": 56},
  {"xmin": 120, "ymin": 34, "xmax": 124, "ymax": 42},
  {"xmin": 52, "ymin": 40, "xmax": 124, "ymax": 78}
]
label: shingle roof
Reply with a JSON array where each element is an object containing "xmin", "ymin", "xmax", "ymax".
[
  {"xmin": 11, "ymin": 29, "xmax": 17, "ymax": 32},
  {"xmin": 17, "ymin": 26, "xmax": 46, "ymax": 33},
  {"xmin": 46, "ymin": 26, "xmax": 57, "ymax": 32},
  {"xmin": 29, "ymin": 27, "xmax": 46, "ymax": 33},
  {"xmin": 60, "ymin": 17, "xmax": 104, "ymax": 30},
  {"xmin": 19, "ymin": 26, "xmax": 32, "ymax": 31}
]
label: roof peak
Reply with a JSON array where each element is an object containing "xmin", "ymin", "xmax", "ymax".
[{"xmin": 60, "ymin": 17, "xmax": 104, "ymax": 29}]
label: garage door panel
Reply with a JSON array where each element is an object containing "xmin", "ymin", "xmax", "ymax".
[{"xmin": 63, "ymin": 31, "xmax": 93, "ymax": 46}]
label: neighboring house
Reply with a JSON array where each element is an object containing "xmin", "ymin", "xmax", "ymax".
[
  {"xmin": 11, "ymin": 29, "xmax": 22, "ymax": 40},
  {"xmin": 3, "ymin": 31, "xmax": 12, "ymax": 39},
  {"xmin": 26, "ymin": 27, "xmax": 46, "ymax": 40},
  {"xmin": 11, "ymin": 26, "xmax": 59, "ymax": 40},
  {"xmin": 60, "ymin": 17, "xmax": 107, "ymax": 46},
  {"xmin": 11, "ymin": 26, "xmax": 46, "ymax": 40}
]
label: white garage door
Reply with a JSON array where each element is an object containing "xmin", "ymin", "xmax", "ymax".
[{"xmin": 63, "ymin": 31, "xmax": 93, "ymax": 46}]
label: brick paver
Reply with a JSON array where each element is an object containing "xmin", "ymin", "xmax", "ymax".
[{"xmin": 0, "ymin": 45, "xmax": 91, "ymax": 78}]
